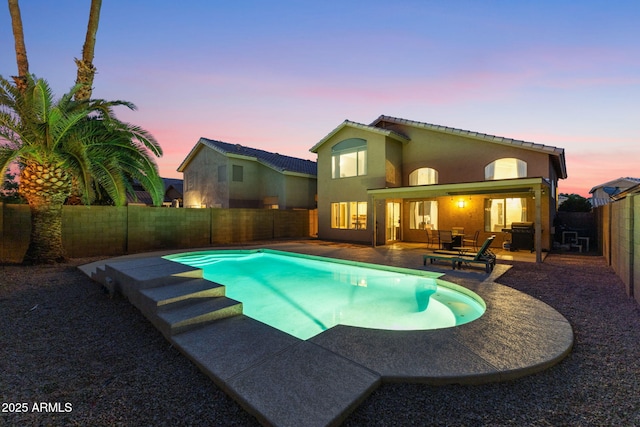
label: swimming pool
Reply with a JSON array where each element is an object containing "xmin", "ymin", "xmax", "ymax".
[{"xmin": 165, "ymin": 249, "xmax": 485, "ymax": 340}]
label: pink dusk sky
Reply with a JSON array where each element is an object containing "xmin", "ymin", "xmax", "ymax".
[{"xmin": 2, "ymin": 1, "xmax": 638, "ymax": 197}]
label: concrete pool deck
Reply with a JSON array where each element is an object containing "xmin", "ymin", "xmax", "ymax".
[{"xmin": 80, "ymin": 241, "xmax": 573, "ymax": 427}]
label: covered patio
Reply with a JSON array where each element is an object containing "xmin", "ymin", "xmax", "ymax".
[{"xmin": 369, "ymin": 177, "xmax": 553, "ymax": 263}]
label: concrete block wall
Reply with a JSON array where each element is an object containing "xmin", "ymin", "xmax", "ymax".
[
  {"xmin": 127, "ymin": 206, "xmax": 211, "ymax": 253},
  {"xmin": 211, "ymin": 209, "xmax": 276, "ymax": 244},
  {"xmin": 1, "ymin": 203, "xmax": 314, "ymax": 263},
  {"xmin": 634, "ymin": 196, "xmax": 640, "ymax": 304},
  {"xmin": 63, "ymin": 206, "xmax": 128, "ymax": 257},
  {"xmin": 274, "ymin": 209, "xmax": 309, "ymax": 238},
  {"xmin": 611, "ymin": 198, "xmax": 633, "ymax": 295},
  {"xmin": 1, "ymin": 203, "xmax": 30, "ymax": 263},
  {"xmin": 600, "ymin": 194, "xmax": 639, "ymax": 303}
]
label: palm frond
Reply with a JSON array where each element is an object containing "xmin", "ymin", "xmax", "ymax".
[
  {"xmin": 0, "ymin": 73, "xmax": 164, "ymax": 208},
  {"xmin": 0, "ymin": 147, "xmax": 19, "ymax": 176}
]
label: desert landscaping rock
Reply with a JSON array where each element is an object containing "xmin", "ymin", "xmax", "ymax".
[{"xmin": 2, "ymin": 251, "xmax": 640, "ymax": 426}]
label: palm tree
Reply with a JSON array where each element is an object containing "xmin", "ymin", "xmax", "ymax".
[
  {"xmin": 75, "ymin": 0, "xmax": 102, "ymax": 101},
  {"xmin": 0, "ymin": 75, "xmax": 164, "ymax": 264},
  {"xmin": 7, "ymin": 0, "xmax": 29, "ymax": 92}
]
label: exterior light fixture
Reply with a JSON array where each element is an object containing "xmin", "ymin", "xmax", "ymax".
[{"xmin": 457, "ymin": 200, "xmax": 465, "ymax": 208}]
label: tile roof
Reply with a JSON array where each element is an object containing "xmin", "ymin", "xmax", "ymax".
[
  {"xmin": 162, "ymin": 177, "xmax": 183, "ymax": 188},
  {"xmin": 190, "ymin": 138, "xmax": 317, "ymax": 176},
  {"xmin": 372, "ymin": 115, "xmax": 565, "ymax": 155},
  {"xmin": 126, "ymin": 177, "xmax": 184, "ymax": 205},
  {"xmin": 589, "ymin": 197, "xmax": 611, "ymax": 208}
]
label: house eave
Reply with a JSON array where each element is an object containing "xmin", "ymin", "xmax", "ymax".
[
  {"xmin": 282, "ymin": 170, "xmax": 317, "ymax": 179},
  {"xmin": 177, "ymin": 138, "xmax": 208, "ymax": 172}
]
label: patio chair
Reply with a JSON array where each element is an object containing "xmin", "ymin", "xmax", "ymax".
[
  {"xmin": 423, "ymin": 235, "xmax": 497, "ymax": 273},
  {"xmin": 438, "ymin": 230, "xmax": 454, "ymax": 250},
  {"xmin": 425, "ymin": 228, "xmax": 437, "ymax": 248},
  {"xmin": 463, "ymin": 230, "xmax": 480, "ymax": 251}
]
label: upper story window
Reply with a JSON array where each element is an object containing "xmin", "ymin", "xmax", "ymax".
[
  {"xmin": 332, "ymin": 138, "xmax": 367, "ymax": 178},
  {"xmin": 232, "ymin": 165, "xmax": 243, "ymax": 182},
  {"xmin": 485, "ymin": 158, "xmax": 527, "ymax": 180},
  {"xmin": 409, "ymin": 167, "xmax": 438, "ymax": 186}
]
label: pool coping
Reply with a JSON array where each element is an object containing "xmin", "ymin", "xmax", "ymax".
[{"xmin": 80, "ymin": 244, "xmax": 573, "ymax": 427}]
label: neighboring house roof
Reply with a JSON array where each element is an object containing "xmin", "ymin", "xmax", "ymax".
[
  {"xmin": 589, "ymin": 177, "xmax": 640, "ymax": 207},
  {"xmin": 129, "ymin": 190, "xmax": 154, "ymax": 205},
  {"xmin": 162, "ymin": 178, "xmax": 184, "ymax": 203},
  {"xmin": 162, "ymin": 177, "xmax": 184, "ymax": 192},
  {"xmin": 126, "ymin": 177, "xmax": 184, "ymax": 205},
  {"xmin": 309, "ymin": 120, "xmax": 411, "ymax": 152},
  {"xmin": 178, "ymin": 138, "xmax": 317, "ymax": 176},
  {"xmin": 588, "ymin": 177, "xmax": 640, "ymax": 195}
]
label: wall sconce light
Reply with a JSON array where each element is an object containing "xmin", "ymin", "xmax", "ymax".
[{"xmin": 457, "ymin": 199, "xmax": 466, "ymax": 208}]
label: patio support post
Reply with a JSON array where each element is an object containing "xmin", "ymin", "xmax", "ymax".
[
  {"xmin": 535, "ymin": 187, "xmax": 543, "ymax": 263},
  {"xmin": 371, "ymin": 195, "xmax": 377, "ymax": 247}
]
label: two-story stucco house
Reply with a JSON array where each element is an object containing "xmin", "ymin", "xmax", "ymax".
[
  {"xmin": 178, "ymin": 138, "xmax": 317, "ymax": 209},
  {"xmin": 310, "ymin": 115, "xmax": 567, "ymax": 261}
]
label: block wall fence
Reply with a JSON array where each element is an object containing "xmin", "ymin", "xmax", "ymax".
[
  {"xmin": 595, "ymin": 193, "xmax": 640, "ymax": 305},
  {"xmin": 0, "ymin": 203, "xmax": 318, "ymax": 264}
]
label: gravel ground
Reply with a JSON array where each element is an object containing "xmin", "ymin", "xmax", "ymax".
[{"xmin": 1, "ymin": 252, "xmax": 640, "ymax": 426}]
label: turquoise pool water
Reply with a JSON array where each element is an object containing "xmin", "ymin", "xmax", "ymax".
[{"xmin": 165, "ymin": 249, "xmax": 485, "ymax": 340}]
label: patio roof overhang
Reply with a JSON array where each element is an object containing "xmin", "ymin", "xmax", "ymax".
[{"xmin": 367, "ymin": 177, "xmax": 550, "ymax": 199}]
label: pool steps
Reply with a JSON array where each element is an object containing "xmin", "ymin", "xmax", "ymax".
[
  {"xmin": 154, "ymin": 296, "xmax": 243, "ymax": 337},
  {"xmin": 91, "ymin": 258, "xmax": 242, "ymax": 338}
]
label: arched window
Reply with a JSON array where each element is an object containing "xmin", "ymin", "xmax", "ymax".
[
  {"xmin": 331, "ymin": 138, "xmax": 367, "ymax": 178},
  {"xmin": 409, "ymin": 167, "xmax": 438, "ymax": 186},
  {"xmin": 485, "ymin": 158, "xmax": 527, "ymax": 180}
]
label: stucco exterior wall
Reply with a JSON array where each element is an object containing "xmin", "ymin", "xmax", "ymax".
[
  {"xmin": 227, "ymin": 156, "xmax": 264, "ymax": 207},
  {"xmin": 316, "ymin": 127, "xmax": 388, "ymax": 242},
  {"xmin": 384, "ymin": 137, "xmax": 404, "ymax": 187},
  {"xmin": 284, "ymin": 174, "xmax": 317, "ymax": 209},
  {"xmin": 182, "ymin": 146, "xmax": 316, "ymax": 210},
  {"xmin": 183, "ymin": 146, "xmax": 229, "ymax": 208},
  {"xmin": 397, "ymin": 126, "xmax": 552, "ymax": 185}
]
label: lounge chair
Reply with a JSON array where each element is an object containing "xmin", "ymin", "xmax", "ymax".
[{"xmin": 423, "ymin": 235, "xmax": 497, "ymax": 273}]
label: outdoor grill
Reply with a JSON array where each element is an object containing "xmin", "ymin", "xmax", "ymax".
[{"xmin": 510, "ymin": 222, "xmax": 535, "ymax": 252}]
